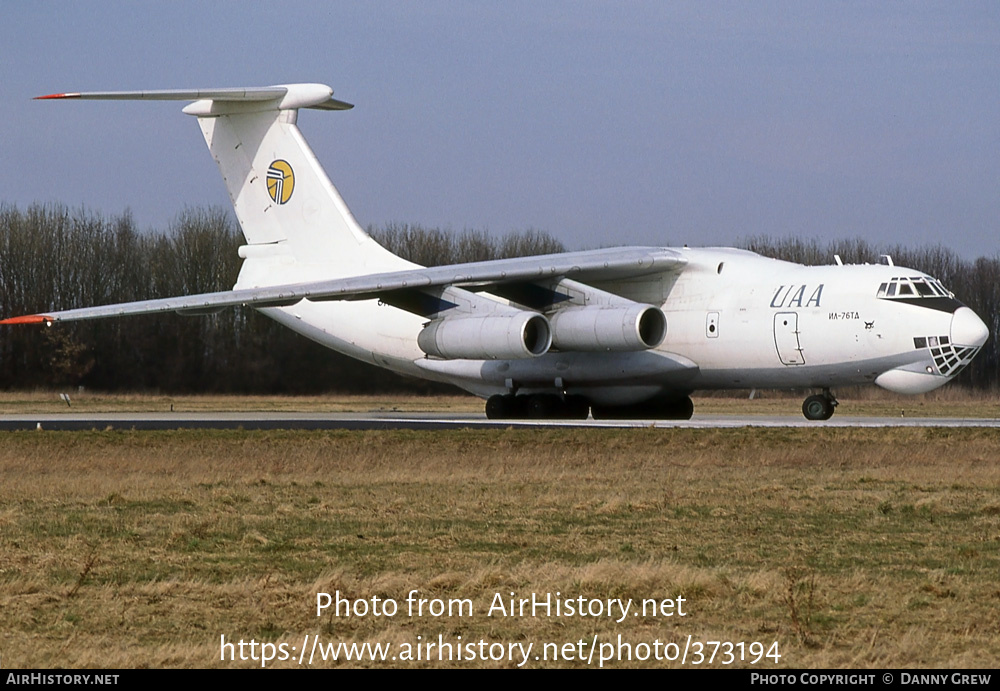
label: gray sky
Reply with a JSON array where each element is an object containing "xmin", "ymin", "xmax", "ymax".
[{"xmin": 3, "ymin": 2, "xmax": 998, "ymax": 258}]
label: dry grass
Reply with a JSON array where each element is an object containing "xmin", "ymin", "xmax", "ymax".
[
  {"xmin": 0, "ymin": 427, "xmax": 998, "ymax": 668},
  {"xmin": 0, "ymin": 392, "xmax": 484, "ymax": 414}
]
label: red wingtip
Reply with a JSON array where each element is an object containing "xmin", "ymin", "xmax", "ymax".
[
  {"xmin": 0, "ymin": 315, "xmax": 55, "ymax": 325},
  {"xmin": 34, "ymin": 93, "xmax": 81, "ymax": 100}
]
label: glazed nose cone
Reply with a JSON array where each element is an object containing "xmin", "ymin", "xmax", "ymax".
[{"xmin": 951, "ymin": 306, "xmax": 989, "ymax": 347}]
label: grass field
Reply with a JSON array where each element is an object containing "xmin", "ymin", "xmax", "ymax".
[{"xmin": 1, "ymin": 416, "xmax": 998, "ymax": 668}]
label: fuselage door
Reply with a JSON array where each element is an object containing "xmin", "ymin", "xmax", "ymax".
[{"xmin": 773, "ymin": 312, "xmax": 805, "ymax": 365}]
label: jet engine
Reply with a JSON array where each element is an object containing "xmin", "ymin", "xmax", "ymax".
[
  {"xmin": 418, "ymin": 312, "xmax": 552, "ymax": 360},
  {"xmin": 548, "ymin": 304, "xmax": 667, "ymax": 352}
]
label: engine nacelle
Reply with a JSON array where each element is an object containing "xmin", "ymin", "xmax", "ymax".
[
  {"xmin": 418, "ymin": 312, "xmax": 552, "ymax": 360},
  {"xmin": 548, "ymin": 304, "xmax": 666, "ymax": 352}
]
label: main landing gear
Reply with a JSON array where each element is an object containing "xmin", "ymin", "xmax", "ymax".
[
  {"xmin": 485, "ymin": 393, "xmax": 696, "ymax": 421},
  {"xmin": 802, "ymin": 389, "xmax": 838, "ymax": 421},
  {"xmin": 591, "ymin": 395, "xmax": 694, "ymax": 421},
  {"xmin": 485, "ymin": 394, "xmax": 590, "ymax": 420}
]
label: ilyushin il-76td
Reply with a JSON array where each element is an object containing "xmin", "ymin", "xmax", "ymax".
[{"xmin": 2, "ymin": 83, "xmax": 989, "ymax": 421}]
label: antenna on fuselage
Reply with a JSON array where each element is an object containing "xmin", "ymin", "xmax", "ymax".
[{"xmin": 880, "ymin": 254, "xmax": 894, "ymax": 266}]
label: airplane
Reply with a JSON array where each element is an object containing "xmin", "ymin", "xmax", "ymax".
[{"xmin": 1, "ymin": 83, "xmax": 989, "ymax": 421}]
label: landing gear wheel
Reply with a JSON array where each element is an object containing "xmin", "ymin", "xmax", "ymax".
[
  {"xmin": 487, "ymin": 394, "xmax": 591, "ymax": 420},
  {"xmin": 802, "ymin": 394, "xmax": 835, "ymax": 421},
  {"xmin": 660, "ymin": 396, "xmax": 694, "ymax": 420},
  {"xmin": 563, "ymin": 395, "xmax": 591, "ymax": 420},
  {"xmin": 591, "ymin": 395, "xmax": 694, "ymax": 421},
  {"xmin": 485, "ymin": 394, "xmax": 521, "ymax": 420},
  {"xmin": 485, "ymin": 394, "xmax": 505, "ymax": 419},
  {"xmin": 526, "ymin": 394, "xmax": 559, "ymax": 419}
]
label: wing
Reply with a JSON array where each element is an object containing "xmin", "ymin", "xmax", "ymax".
[{"xmin": 0, "ymin": 247, "xmax": 686, "ymax": 325}]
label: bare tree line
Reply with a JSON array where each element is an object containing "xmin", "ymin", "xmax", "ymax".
[
  {"xmin": 369, "ymin": 222, "xmax": 565, "ymax": 266},
  {"xmin": 0, "ymin": 203, "xmax": 996, "ymax": 392},
  {"xmin": 0, "ymin": 205, "xmax": 564, "ymax": 392}
]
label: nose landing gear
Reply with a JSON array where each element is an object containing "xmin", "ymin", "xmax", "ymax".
[{"xmin": 802, "ymin": 389, "xmax": 838, "ymax": 421}]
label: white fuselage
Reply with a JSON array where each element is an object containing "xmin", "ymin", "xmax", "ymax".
[{"xmin": 259, "ymin": 247, "xmax": 981, "ymax": 405}]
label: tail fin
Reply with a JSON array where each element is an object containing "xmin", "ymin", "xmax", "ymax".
[{"xmin": 39, "ymin": 84, "xmax": 412, "ymax": 285}]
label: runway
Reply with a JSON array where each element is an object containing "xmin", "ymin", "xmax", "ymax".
[{"xmin": 2, "ymin": 411, "xmax": 999, "ymax": 431}]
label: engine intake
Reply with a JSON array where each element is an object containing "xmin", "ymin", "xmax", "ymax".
[
  {"xmin": 549, "ymin": 304, "xmax": 666, "ymax": 352},
  {"xmin": 418, "ymin": 312, "xmax": 552, "ymax": 360}
]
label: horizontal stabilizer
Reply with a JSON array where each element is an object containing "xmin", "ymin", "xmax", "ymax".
[{"xmin": 35, "ymin": 84, "xmax": 353, "ymax": 111}]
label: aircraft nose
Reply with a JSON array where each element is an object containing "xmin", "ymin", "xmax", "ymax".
[{"xmin": 951, "ymin": 306, "xmax": 989, "ymax": 347}]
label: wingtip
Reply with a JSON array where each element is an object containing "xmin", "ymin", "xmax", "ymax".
[
  {"xmin": 34, "ymin": 93, "xmax": 81, "ymax": 100},
  {"xmin": 0, "ymin": 314, "xmax": 55, "ymax": 325}
]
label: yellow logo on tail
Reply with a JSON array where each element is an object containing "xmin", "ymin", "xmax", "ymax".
[{"xmin": 266, "ymin": 160, "xmax": 294, "ymax": 204}]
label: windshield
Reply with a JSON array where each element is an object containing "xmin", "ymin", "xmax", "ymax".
[{"xmin": 876, "ymin": 276, "xmax": 952, "ymax": 299}]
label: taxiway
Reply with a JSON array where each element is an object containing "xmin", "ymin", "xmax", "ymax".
[{"xmin": 2, "ymin": 412, "xmax": 998, "ymax": 432}]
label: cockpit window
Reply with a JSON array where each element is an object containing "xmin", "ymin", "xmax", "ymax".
[{"xmin": 877, "ymin": 276, "xmax": 954, "ymax": 300}]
